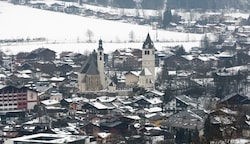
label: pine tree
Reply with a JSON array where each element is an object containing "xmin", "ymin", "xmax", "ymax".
[
  {"xmin": 162, "ymin": 9, "xmax": 172, "ymax": 28},
  {"xmin": 247, "ymin": 15, "xmax": 250, "ymax": 25},
  {"xmin": 203, "ymin": 115, "xmax": 212, "ymax": 144}
]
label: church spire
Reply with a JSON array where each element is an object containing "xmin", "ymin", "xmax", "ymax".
[
  {"xmin": 98, "ymin": 39, "xmax": 103, "ymax": 50},
  {"xmin": 143, "ymin": 33, "xmax": 154, "ymax": 49}
]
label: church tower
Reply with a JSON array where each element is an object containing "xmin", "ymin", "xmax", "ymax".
[
  {"xmin": 97, "ymin": 39, "xmax": 106, "ymax": 89},
  {"xmin": 139, "ymin": 33, "xmax": 155, "ymax": 88}
]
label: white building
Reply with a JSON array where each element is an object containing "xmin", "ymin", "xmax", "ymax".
[{"xmin": 4, "ymin": 133, "xmax": 96, "ymax": 144}]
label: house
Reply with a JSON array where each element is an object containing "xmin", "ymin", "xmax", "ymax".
[
  {"xmin": 80, "ymin": 122, "xmax": 101, "ymax": 136},
  {"xmin": 165, "ymin": 55, "xmax": 190, "ymax": 70},
  {"xmin": 30, "ymin": 3, "xmax": 48, "ymax": 9},
  {"xmin": 143, "ymin": 127, "xmax": 174, "ymax": 144},
  {"xmin": 65, "ymin": 5, "xmax": 80, "ymax": 14},
  {"xmin": 26, "ymin": 48, "xmax": 56, "ymax": 61},
  {"xmin": 124, "ymin": 71, "xmax": 139, "ymax": 87},
  {"xmin": 82, "ymin": 102, "xmax": 115, "ymax": 114},
  {"xmin": 164, "ymin": 95, "xmax": 199, "ymax": 116},
  {"xmin": 219, "ymin": 93, "xmax": 250, "ymax": 109},
  {"xmin": 50, "ymin": 3, "xmax": 64, "ymax": 12},
  {"xmin": 160, "ymin": 110, "xmax": 205, "ymax": 143}
]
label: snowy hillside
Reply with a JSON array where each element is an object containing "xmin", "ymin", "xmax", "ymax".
[
  {"xmin": 0, "ymin": 1, "xmax": 203, "ymax": 42},
  {"xmin": 0, "ymin": 1, "xmax": 204, "ymax": 55}
]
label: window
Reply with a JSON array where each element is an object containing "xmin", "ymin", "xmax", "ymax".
[
  {"xmin": 144, "ymin": 51, "xmax": 150, "ymax": 55},
  {"xmin": 100, "ymin": 57, "xmax": 102, "ymax": 60}
]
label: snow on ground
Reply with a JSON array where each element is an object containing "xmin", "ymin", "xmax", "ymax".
[
  {"xmin": 0, "ymin": 1, "xmax": 202, "ymax": 42},
  {"xmin": 0, "ymin": 1, "xmax": 202, "ymax": 55},
  {"xmin": 224, "ymin": 12, "xmax": 249, "ymax": 19},
  {"xmin": 30, "ymin": 0, "xmax": 163, "ymax": 18},
  {"xmin": 0, "ymin": 41, "xmax": 200, "ymax": 57}
]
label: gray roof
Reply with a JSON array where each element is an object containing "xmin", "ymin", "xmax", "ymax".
[
  {"xmin": 142, "ymin": 33, "xmax": 154, "ymax": 49},
  {"xmin": 79, "ymin": 57, "xmax": 99, "ymax": 75}
]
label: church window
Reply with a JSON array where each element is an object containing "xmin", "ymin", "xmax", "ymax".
[
  {"xmin": 144, "ymin": 51, "xmax": 150, "ymax": 55},
  {"xmin": 100, "ymin": 57, "xmax": 102, "ymax": 60},
  {"xmin": 100, "ymin": 52, "xmax": 102, "ymax": 55}
]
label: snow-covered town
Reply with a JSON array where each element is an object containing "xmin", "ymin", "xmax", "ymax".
[{"xmin": 0, "ymin": 0, "xmax": 250, "ymax": 144}]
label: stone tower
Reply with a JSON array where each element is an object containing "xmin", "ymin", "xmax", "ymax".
[
  {"xmin": 97, "ymin": 39, "xmax": 106, "ymax": 89},
  {"xmin": 139, "ymin": 33, "xmax": 155, "ymax": 88}
]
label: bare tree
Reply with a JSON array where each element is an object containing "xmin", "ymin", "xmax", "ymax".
[
  {"xmin": 129, "ymin": 30, "xmax": 135, "ymax": 42},
  {"xmin": 86, "ymin": 29, "xmax": 94, "ymax": 42}
]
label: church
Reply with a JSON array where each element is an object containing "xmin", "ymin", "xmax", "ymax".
[
  {"xmin": 78, "ymin": 33, "xmax": 156, "ymax": 92},
  {"xmin": 78, "ymin": 39, "xmax": 114, "ymax": 92},
  {"xmin": 138, "ymin": 33, "xmax": 155, "ymax": 89},
  {"xmin": 124, "ymin": 33, "xmax": 156, "ymax": 89}
]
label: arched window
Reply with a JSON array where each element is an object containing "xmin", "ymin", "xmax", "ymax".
[{"xmin": 100, "ymin": 57, "xmax": 102, "ymax": 60}]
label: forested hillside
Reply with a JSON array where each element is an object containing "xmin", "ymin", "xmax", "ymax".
[
  {"xmin": 167, "ymin": 0, "xmax": 250, "ymax": 10},
  {"xmin": 62, "ymin": 0, "xmax": 250, "ymax": 10}
]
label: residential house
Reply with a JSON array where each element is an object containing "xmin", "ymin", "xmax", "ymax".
[
  {"xmin": 124, "ymin": 71, "xmax": 139, "ymax": 88},
  {"xmin": 165, "ymin": 95, "xmax": 199, "ymax": 116},
  {"xmin": 65, "ymin": 5, "xmax": 80, "ymax": 14},
  {"xmin": 160, "ymin": 110, "xmax": 205, "ymax": 143},
  {"xmin": 26, "ymin": 48, "xmax": 56, "ymax": 61},
  {"xmin": 50, "ymin": 3, "xmax": 64, "ymax": 12}
]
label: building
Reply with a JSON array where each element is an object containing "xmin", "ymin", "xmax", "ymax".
[
  {"xmin": 0, "ymin": 85, "xmax": 38, "ymax": 112},
  {"xmin": 4, "ymin": 133, "xmax": 96, "ymax": 144},
  {"xmin": 78, "ymin": 40, "xmax": 114, "ymax": 92},
  {"xmin": 138, "ymin": 33, "xmax": 155, "ymax": 89}
]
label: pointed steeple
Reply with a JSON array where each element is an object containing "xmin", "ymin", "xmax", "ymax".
[
  {"xmin": 143, "ymin": 33, "xmax": 154, "ymax": 49},
  {"xmin": 98, "ymin": 39, "xmax": 103, "ymax": 50}
]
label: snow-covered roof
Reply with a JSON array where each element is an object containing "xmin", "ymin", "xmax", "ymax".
[
  {"xmin": 41, "ymin": 99, "xmax": 60, "ymax": 106},
  {"xmin": 50, "ymin": 77, "xmax": 65, "ymax": 82},
  {"xmin": 90, "ymin": 102, "xmax": 114, "ymax": 110},
  {"xmin": 149, "ymin": 90, "xmax": 164, "ymax": 96},
  {"xmin": 220, "ymin": 107, "xmax": 237, "ymax": 115},
  {"xmin": 144, "ymin": 107, "xmax": 162, "ymax": 113},
  {"xmin": 97, "ymin": 96, "xmax": 116, "ymax": 103},
  {"xmin": 146, "ymin": 97, "xmax": 162, "ymax": 105},
  {"xmin": 10, "ymin": 133, "xmax": 89, "ymax": 143},
  {"xmin": 216, "ymin": 51, "xmax": 235, "ymax": 58},
  {"xmin": 126, "ymin": 115, "xmax": 141, "ymax": 120},
  {"xmin": 139, "ymin": 68, "xmax": 152, "ymax": 76},
  {"xmin": 19, "ymin": 70, "xmax": 33, "ymax": 74}
]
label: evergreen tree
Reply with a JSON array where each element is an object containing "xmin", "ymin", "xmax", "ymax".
[
  {"xmin": 162, "ymin": 9, "xmax": 172, "ymax": 28},
  {"xmin": 174, "ymin": 45, "xmax": 186, "ymax": 56},
  {"xmin": 201, "ymin": 34, "xmax": 211, "ymax": 53},
  {"xmin": 203, "ymin": 115, "xmax": 212, "ymax": 144},
  {"xmin": 247, "ymin": 15, "xmax": 250, "ymax": 25}
]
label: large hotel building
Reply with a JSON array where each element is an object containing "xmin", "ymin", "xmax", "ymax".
[{"xmin": 0, "ymin": 85, "xmax": 38, "ymax": 112}]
